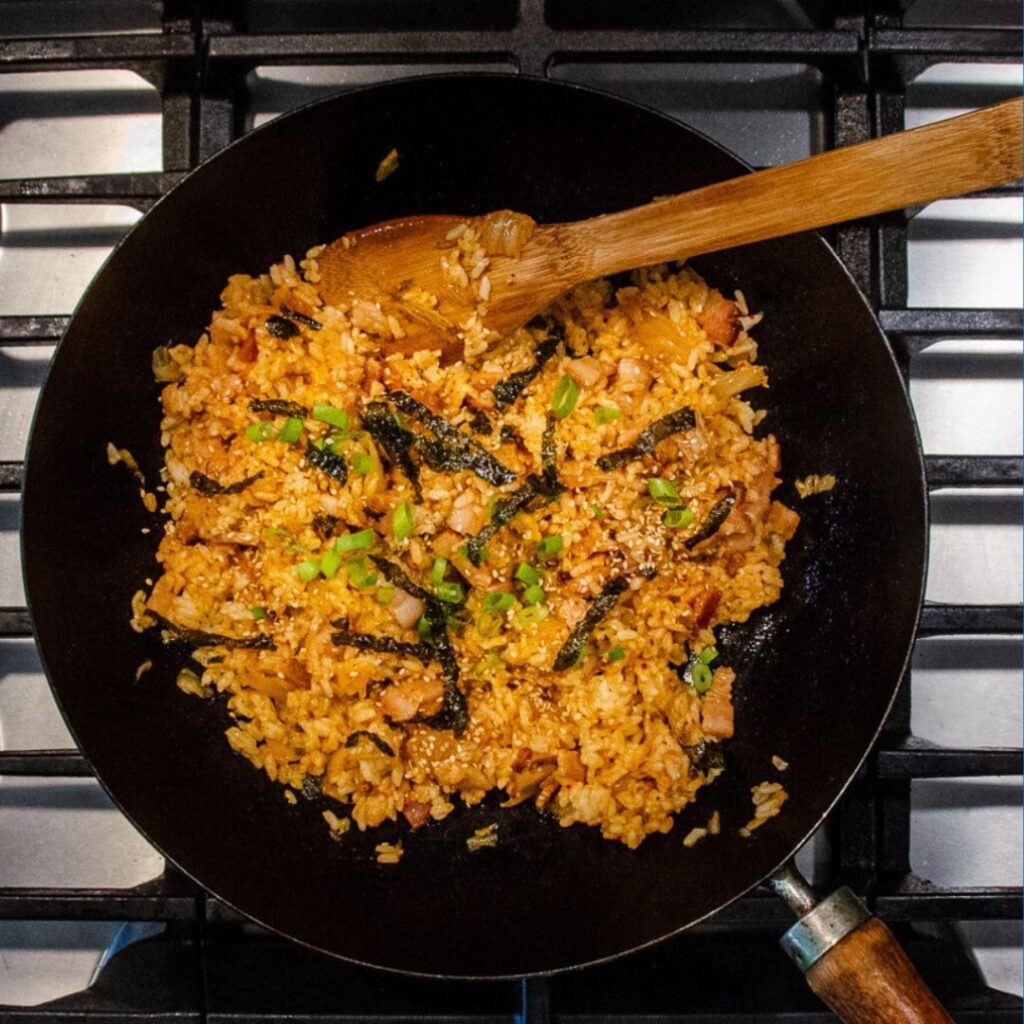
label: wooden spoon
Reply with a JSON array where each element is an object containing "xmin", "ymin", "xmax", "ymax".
[{"xmin": 318, "ymin": 97, "xmax": 1022, "ymax": 360}]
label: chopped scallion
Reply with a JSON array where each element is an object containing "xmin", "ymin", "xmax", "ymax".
[
  {"xmin": 607, "ymin": 644, "xmax": 625, "ymax": 662},
  {"xmin": 392, "ymin": 500, "xmax": 414, "ymax": 541},
  {"xmin": 593, "ymin": 405, "xmax": 621, "ymax": 425},
  {"xmin": 515, "ymin": 603, "xmax": 550, "ymax": 626},
  {"xmin": 352, "ymin": 452, "xmax": 373, "ymax": 474},
  {"xmin": 246, "ymin": 421, "xmax": 278, "ymax": 443},
  {"xmin": 536, "ymin": 535, "xmax": 564, "ymax": 559},
  {"xmin": 522, "ymin": 583, "xmax": 545, "ymax": 606},
  {"xmin": 376, "ymin": 586, "xmax": 395, "ymax": 605},
  {"xmin": 429, "ymin": 557, "xmax": 448, "ymax": 586},
  {"xmin": 278, "ymin": 416, "xmax": 303, "ymax": 444},
  {"xmin": 550, "ymin": 374, "xmax": 580, "ymax": 419},
  {"xmin": 647, "ymin": 477, "xmax": 681, "ymax": 506},
  {"xmin": 250, "ymin": 606, "xmax": 266, "ymax": 620},
  {"xmin": 698, "ymin": 645, "xmax": 719, "ymax": 664},
  {"xmin": 663, "ymin": 506, "xmax": 695, "ymax": 528},
  {"xmin": 346, "ymin": 557, "xmax": 377, "ymax": 589},
  {"xmin": 415, "ymin": 615, "xmax": 433, "ymax": 640},
  {"xmin": 691, "ymin": 661, "xmax": 713, "ymax": 693},
  {"xmin": 312, "ymin": 404, "xmax": 349, "ymax": 430},
  {"xmin": 319, "ymin": 547, "xmax": 342, "ymax": 579},
  {"xmin": 591, "ymin": 504, "xmax": 604, "ymax": 519},
  {"xmin": 475, "ymin": 651, "xmax": 503, "ymax": 675},
  {"xmin": 483, "ymin": 590, "xmax": 515, "ymax": 613},
  {"xmin": 515, "ymin": 562, "xmax": 540, "ymax": 586},
  {"xmin": 295, "ymin": 559, "xmax": 320, "ymax": 583},
  {"xmin": 335, "ymin": 529, "xmax": 375, "ymax": 553},
  {"xmin": 477, "ymin": 611, "xmax": 502, "ymax": 638},
  {"xmin": 435, "ymin": 581, "xmax": 465, "ymax": 605}
]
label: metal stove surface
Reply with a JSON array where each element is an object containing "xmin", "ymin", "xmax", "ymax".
[{"xmin": 0, "ymin": 7, "xmax": 1020, "ymax": 1014}]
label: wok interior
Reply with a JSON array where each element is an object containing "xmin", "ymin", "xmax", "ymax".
[{"xmin": 22, "ymin": 76, "xmax": 926, "ymax": 977}]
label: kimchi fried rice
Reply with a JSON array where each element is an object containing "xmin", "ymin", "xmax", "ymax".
[{"xmin": 132, "ymin": 239, "xmax": 800, "ymax": 850}]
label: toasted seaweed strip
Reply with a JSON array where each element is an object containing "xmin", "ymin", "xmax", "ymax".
[
  {"xmin": 305, "ymin": 441, "xmax": 347, "ymax": 483},
  {"xmin": 189, "ymin": 470, "xmax": 264, "ymax": 496},
  {"xmin": 469, "ymin": 409, "xmax": 493, "ymax": 436},
  {"xmin": 344, "ymin": 730, "xmax": 396, "ymax": 757},
  {"xmin": 264, "ymin": 315, "xmax": 300, "ymax": 339},
  {"xmin": 249, "ymin": 399, "xmax": 309, "ymax": 418},
  {"xmin": 540, "ymin": 414, "xmax": 561, "ymax": 493},
  {"xmin": 681, "ymin": 738, "xmax": 726, "ymax": 775},
  {"xmin": 148, "ymin": 612, "xmax": 274, "ymax": 650},
  {"xmin": 464, "ymin": 478, "xmax": 540, "ymax": 566},
  {"xmin": 362, "ymin": 401, "xmax": 422, "ymax": 501},
  {"xmin": 330, "ymin": 622, "xmax": 427, "ymax": 660},
  {"xmin": 301, "ymin": 774, "xmax": 323, "ymax": 800},
  {"xmin": 499, "ymin": 424, "xmax": 522, "ymax": 446},
  {"xmin": 311, "ymin": 513, "xmax": 339, "ymax": 539},
  {"xmin": 387, "ymin": 390, "xmax": 515, "ymax": 486},
  {"xmin": 552, "ymin": 576, "xmax": 629, "ymax": 671},
  {"xmin": 493, "ymin": 331, "xmax": 560, "ymax": 409},
  {"xmin": 596, "ymin": 406, "xmax": 696, "ymax": 471},
  {"xmin": 279, "ymin": 305, "xmax": 322, "ymax": 330},
  {"xmin": 684, "ymin": 493, "xmax": 736, "ymax": 550}
]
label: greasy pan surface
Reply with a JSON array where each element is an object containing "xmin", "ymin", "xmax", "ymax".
[{"xmin": 22, "ymin": 75, "xmax": 926, "ymax": 978}]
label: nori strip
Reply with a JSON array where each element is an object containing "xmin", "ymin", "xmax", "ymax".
[
  {"xmin": 279, "ymin": 305, "xmax": 322, "ymax": 330},
  {"xmin": 148, "ymin": 612, "xmax": 274, "ymax": 650},
  {"xmin": 540, "ymin": 414, "xmax": 561, "ymax": 493},
  {"xmin": 464, "ymin": 478, "xmax": 541, "ymax": 566},
  {"xmin": 344, "ymin": 730, "xmax": 395, "ymax": 757},
  {"xmin": 301, "ymin": 774, "xmax": 323, "ymax": 800},
  {"xmin": 362, "ymin": 400, "xmax": 422, "ymax": 501},
  {"xmin": 249, "ymin": 398, "xmax": 308, "ymax": 418},
  {"xmin": 681, "ymin": 738, "xmax": 726, "ymax": 775},
  {"xmin": 684, "ymin": 493, "xmax": 736, "ymax": 550},
  {"xmin": 305, "ymin": 441, "xmax": 347, "ymax": 483},
  {"xmin": 469, "ymin": 409, "xmax": 493, "ymax": 436},
  {"xmin": 493, "ymin": 332, "xmax": 560, "ymax": 409},
  {"xmin": 596, "ymin": 406, "xmax": 696, "ymax": 471},
  {"xmin": 552, "ymin": 576, "xmax": 629, "ymax": 671},
  {"xmin": 329, "ymin": 622, "xmax": 426, "ymax": 661},
  {"xmin": 311, "ymin": 513, "xmax": 339, "ymax": 539},
  {"xmin": 499, "ymin": 424, "xmax": 522, "ymax": 446},
  {"xmin": 189, "ymin": 470, "xmax": 264, "ymax": 496},
  {"xmin": 387, "ymin": 390, "xmax": 515, "ymax": 486},
  {"xmin": 264, "ymin": 315, "xmax": 300, "ymax": 339}
]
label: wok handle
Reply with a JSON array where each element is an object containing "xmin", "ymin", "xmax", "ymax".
[{"xmin": 772, "ymin": 866, "xmax": 954, "ymax": 1024}]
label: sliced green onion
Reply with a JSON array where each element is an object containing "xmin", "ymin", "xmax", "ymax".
[
  {"xmin": 435, "ymin": 581, "xmax": 465, "ymax": 605},
  {"xmin": 429, "ymin": 557, "xmax": 448, "ymax": 586},
  {"xmin": 663, "ymin": 506, "xmax": 695, "ymax": 528},
  {"xmin": 536, "ymin": 535, "xmax": 564, "ymax": 559},
  {"xmin": 551, "ymin": 374, "xmax": 580, "ymax": 419},
  {"xmin": 319, "ymin": 546, "xmax": 342, "ymax": 579},
  {"xmin": 486, "ymin": 494, "xmax": 500, "ymax": 521},
  {"xmin": 295, "ymin": 559, "xmax": 320, "ymax": 583},
  {"xmin": 477, "ymin": 611, "xmax": 502, "ymax": 638},
  {"xmin": 346, "ymin": 557, "xmax": 377, "ymax": 589},
  {"xmin": 475, "ymin": 651, "xmax": 502, "ymax": 675},
  {"xmin": 311, "ymin": 437, "xmax": 326, "ymax": 451},
  {"xmin": 647, "ymin": 477, "xmax": 681, "ymax": 506},
  {"xmin": 335, "ymin": 529, "xmax": 375, "ymax": 553},
  {"xmin": 352, "ymin": 452, "xmax": 373, "ymax": 475},
  {"xmin": 312, "ymin": 404, "xmax": 348, "ymax": 430},
  {"xmin": 515, "ymin": 603, "xmax": 550, "ymax": 627},
  {"xmin": 483, "ymin": 590, "xmax": 515, "ymax": 613},
  {"xmin": 522, "ymin": 583, "xmax": 545, "ymax": 606},
  {"xmin": 515, "ymin": 562, "xmax": 540, "ymax": 586},
  {"xmin": 278, "ymin": 416, "xmax": 303, "ymax": 444},
  {"xmin": 591, "ymin": 504, "xmax": 604, "ymax": 519},
  {"xmin": 415, "ymin": 615, "xmax": 433, "ymax": 640},
  {"xmin": 392, "ymin": 500, "xmax": 414, "ymax": 541},
  {"xmin": 698, "ymin": 645, "xmax": 719, "ymax": 664},
  {"xmin": 376, "ymin": 586, "xmax": 395, "ymax": 605},
  {"xmin": 691, "ymin": 661, "xmax": 713, "ymax": 693},
  {"xmin": 607, "ymin": 644, "xmax": 625, "ymax": 662},
  {"xmin": 592, "ymin": 405, "xmax": 621, "ymax": 425},
  {"xmin": 250, "ymin": 606, "xmax": 266, "ymax": 620},
  {"xmin": 246, "ymin": 421, "xmax": 278, "ymax": 443}
]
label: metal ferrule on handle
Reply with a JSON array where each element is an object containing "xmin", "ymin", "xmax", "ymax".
[{"xmin": 779, "ymin": 887, "xmax": 872, "ymax": 973}]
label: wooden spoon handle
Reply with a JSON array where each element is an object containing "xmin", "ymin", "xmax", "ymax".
[{"xmin": 575, "ymin": 97, "xmax": 1022, "ymax": 279}]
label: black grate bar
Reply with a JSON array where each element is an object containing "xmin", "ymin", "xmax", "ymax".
[
  {"xmin": 0, "ymin": 316, "xmax": 67, "ymax": 344},
  {"xmin": 0, "ymin": 172, "xmax": 186, "ymax": 205},
  {"xmin": 925, "ymin": 456, "xmax": 1023, "ymax": 489},
  {"xmin": 880, "ymin": 308, "xmax": 1023, "ymax": 335},
  {"xmin": 0, "ymin": 462, "xmax": 23, "ymax": 491},
  {"xmin": 0, "ymin": 608, "xmax": 32, "ymax": 637},
  {"xmin": 0, "ymin": 749, "xmax": 91, "ymax": 777},
  {"xmin": 0, "ymin": 881, "xmax": 200, "ymax": 922},
  {"xmin": 877, "ymin": 739, "xmax": 1022, "ymax": 779},
  {"xmin": 877, "ymin": 886, "xmax": 1023, "ymax": 922},
  {"xmin": 0, "ymin": 34, "xmax": 194, "ymax": 66},
  {"xmin": 918, "ymin": 604, "xmax": 1023, "ymax": 637},
  {"xmin": 871, "ymin": 28, "xmax": 1024, "ymax": 57}
]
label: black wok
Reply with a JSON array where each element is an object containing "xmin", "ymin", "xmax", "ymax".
[{"xmin": 22, "ymin": 75, "xmax": 927, "ymax": 982}]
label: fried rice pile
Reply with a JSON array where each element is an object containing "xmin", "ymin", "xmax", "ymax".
[{"xmin": 134, "ymin": 241, "xmax": 799, "ymax": 849}]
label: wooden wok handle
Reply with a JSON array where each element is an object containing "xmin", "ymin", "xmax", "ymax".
[
  {"xmin": 577, "ymin": 96, "xmax": 1023, "ymax": 280},
  {"xmin": 774, "ymin": 871, "xmax": 954, "ymax": 1024}
]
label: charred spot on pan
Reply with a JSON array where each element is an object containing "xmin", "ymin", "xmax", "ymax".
[
  {"xmin": 147, "ymin": 612, "xmax": 274, "ymax": 650},
  {"xmin": 189, "ymin": 470, "xmax": 264, "ymax": 497},
  {"xmin": 596, "ymin": 406, "xmax": 695, "ymax": 471},
  {"xmin": 685, "ymin": 493, "xmax": 736, "ymax": 550},
  {"xmin": 264, "ymin": 315, "xmax": 300, "ymax": 340},
  {"xmin": 344, "ymin": 730, "xmax": 396, "ymax": 757},
  {"xmin": 305, "ymin": 441, "xmax": 348, "ymax": 483},
  {"xmin": 248, "ymin": 398, "xmax": 308, "ymax": 418},
  {"xmin": 552, "ymin": 576, "xmax": 629, "ymax": 671},
  {"xmin": 279, "ymin": 305, "xmax": 322, "ymax": 330}
]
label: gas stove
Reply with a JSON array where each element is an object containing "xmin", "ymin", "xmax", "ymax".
[{"xmin": 0, "ymin": 2, "xmax": 1020, "ymax": 1020}]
